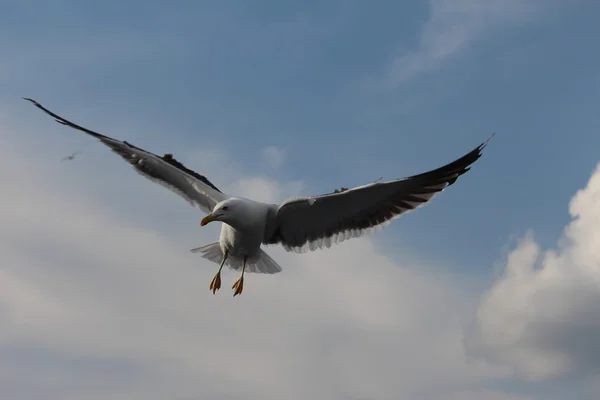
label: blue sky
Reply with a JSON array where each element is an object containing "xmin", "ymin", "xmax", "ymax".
[{"xmin": 2, "ymin": 1, "xmax": 600, "ymax": 399}]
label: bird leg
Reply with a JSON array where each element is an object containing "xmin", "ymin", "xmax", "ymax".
[
  {"xmin": 209, "ymin": 251, "xmax": 228, "ymax": 294},
  {"xmin": 232, "ymin": 256, "xmax": 247, "ymax": 297}
]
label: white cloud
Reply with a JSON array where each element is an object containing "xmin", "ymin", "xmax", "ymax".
[
  {"xmin": 383, "ymin": 0, "xmax": 549, "ymax": 87},
  {"xmin": 469, "ymin": 163, "xmax": 600, "ymax": 381},
  {"xmin": 0, "ymin": 119, "xmax": 515, "ymax": 400},
  {"xmin": 261, "ymin": 146, "xmax": 285, "ymax": 170}
]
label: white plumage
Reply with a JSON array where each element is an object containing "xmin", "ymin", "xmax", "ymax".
[{"xmin": 25, "ymin": 97, "xmax": 492, "ymax": 296}]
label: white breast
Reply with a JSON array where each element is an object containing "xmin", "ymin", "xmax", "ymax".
[{"xmin": 219, "ymin": 223, "xmax": 263, "ymax": 257}]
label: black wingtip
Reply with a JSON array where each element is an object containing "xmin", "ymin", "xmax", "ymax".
[
  {"xmin": 479, "ymin": 132, "xmax": 496, "ymax": 152},
  {"xmin": 23, "ymin": 97, "xmax": 38, "ymax": 106},
  {"xmin": 23, "ymin": 97, "xmax": 51, "ymax": 115}
]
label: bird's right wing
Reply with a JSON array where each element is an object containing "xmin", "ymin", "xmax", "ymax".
[{"xmin": 25, "ymin": 98, "xmax": 228, "ymax": 214}]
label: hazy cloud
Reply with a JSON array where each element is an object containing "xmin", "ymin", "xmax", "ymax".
[
  {"xmin": 383, "ymin": 0, "xmax": 549, "ymax": 87},
  {"xmin": 448, "ymin": 389, "xmax": 534, "ymax": 400},
  {"xmin": 469, "ymin": 163, "xmax": 600, "ymax": 381},
  {"xmin": 261, "ymin": 146, "xmax": 286, "ymax": 170}
]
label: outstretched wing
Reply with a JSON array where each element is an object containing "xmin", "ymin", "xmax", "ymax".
[
  {"xmin": 263, "ymin": 135, "xmax": 492, "ymax": 252},
  {"xmin": 25, "ymin": 98, "xmax": 227, "ymax": 214}
]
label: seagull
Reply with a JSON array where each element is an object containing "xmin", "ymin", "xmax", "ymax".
[
  {"xmin": 61, "ymin": 151, "xmax": 80, "ymax": 162},
  {"xmin": 24, "ymin": 98, "xmax": 493, "ymax": 297}
]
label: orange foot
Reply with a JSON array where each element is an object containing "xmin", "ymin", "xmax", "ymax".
[
  {"xmin": 209, "ymin": 273, "xmax": 221, "ymax": 294},
  {"xmin": 232, "ymin": 277, "xmax": 244, "ymax": 297}
]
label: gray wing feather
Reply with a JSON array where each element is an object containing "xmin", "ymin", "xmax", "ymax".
[
  {"xmin": 264, "ymin": 135, "xmax": 493, "ymax": 252},
  {"xmin": 25, "ymin": 98, "xmax": 227, "ymax": 214}
]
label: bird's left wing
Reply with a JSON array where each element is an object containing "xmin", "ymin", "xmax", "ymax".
[
  {"xmin": 263, "ymin": 135, "xmax": 492, "ymax": 252},
  {"xmin": 25, "ymin": 98, "xmax": 227, "ymax": 214}
]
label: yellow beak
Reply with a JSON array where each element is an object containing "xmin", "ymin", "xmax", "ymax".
[{"xmin": 200, "ymin": 213, "xmax": 221, "ymax": 226}]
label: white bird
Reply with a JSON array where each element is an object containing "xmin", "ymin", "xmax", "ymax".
[
  {"xmin": 25, "ymin": 98, "xmax": 493, "ymax": 297},
  {"xmin": 61, "ymin": 151, "xmax": 80, "ymax": 162}
]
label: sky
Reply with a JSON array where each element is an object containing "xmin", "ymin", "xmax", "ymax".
[{"xmin": 1, "ymin": 0, "xmax": 600, "ymax": 399}]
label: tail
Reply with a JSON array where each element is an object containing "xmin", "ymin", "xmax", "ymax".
[
  {"xmin": 190, "ymin": 242, "xmax": 282, "ymax": 274},
  {"xmin": 190, "ymin": 242, "xmax": 223, "ymax": 264}
]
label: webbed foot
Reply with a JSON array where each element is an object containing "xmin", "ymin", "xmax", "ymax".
[
  {"xmin": 209, "ymin": 273, "xmax": 221, "ymax": 294},
  {"xmin": 232, "ymin": 277, "xmax": 244, "ymax": 297}
]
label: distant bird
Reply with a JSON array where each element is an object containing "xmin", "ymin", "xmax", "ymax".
[
  {"xmin": 61, "ymin": 151, "xmax": 80, "ymax": 162},
  {"xmin": 25, "ymin": 97, "xmax": 493, "ymax": 297}
]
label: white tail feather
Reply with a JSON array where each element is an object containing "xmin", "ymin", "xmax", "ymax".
[{"xmin": 190, "ymin": 242, "xmax": 282, "ymax": 274}]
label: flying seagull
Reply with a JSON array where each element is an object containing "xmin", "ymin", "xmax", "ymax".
[
  {"xmin": 61, "ymin": 151, "xmax": 80, "ymax": 162},
  {"xmin": 24, "ymin": 98, "xmax": 493, "ymax": 297}
]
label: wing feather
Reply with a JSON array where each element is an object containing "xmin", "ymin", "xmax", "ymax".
[
  {"xmin": 25, "ymin": 98, "xmax": 227, "ymax": 213},
  {"xmin": 264, "ymin": 135, "xmax": 493, "ymax": 252}
]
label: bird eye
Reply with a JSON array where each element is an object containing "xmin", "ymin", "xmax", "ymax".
[{"xmin": 222, "ymin": 206, "xmax": 229, "ymax": 211}]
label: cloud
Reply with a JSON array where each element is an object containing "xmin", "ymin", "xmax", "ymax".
[
  {"xmin": 448, "ymin": 389, "xmax": 534, "ymax": 400},
  {"xmin": 469, "ymin": 163, "xmax": 600, "ymax": 381},
  {"xmin": 226, "ymin": 176, "xmax": 303, "ymax": 204},
  {"xmin": 0, "ymin": 118, "xmax": 513, "ymax": 400},
  {"xmin": 260, "ymin": 145, "xmax": 286, "ymax": 170},
  {"xmin": 383, "ymin": 0, "xmax": 547, "ymax": 87}
]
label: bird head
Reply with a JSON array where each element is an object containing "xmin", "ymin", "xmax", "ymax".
[{"xmin": 200, "ymin": 199, "xmax": 242, "ymax": 227}]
